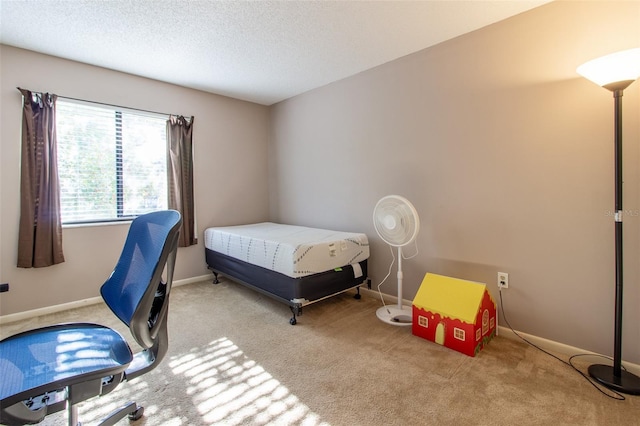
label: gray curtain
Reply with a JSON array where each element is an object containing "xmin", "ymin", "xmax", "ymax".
[
  {"xmin": 167, "ymin": 115, "xmax": 196, "ymax": 247},
  {"xmin": 17, "ymin": 88, "xmax": 65, "ymax": 267}
]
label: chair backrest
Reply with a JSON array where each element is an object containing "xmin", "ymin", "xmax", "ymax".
[{"xmin": 100, "ymin": 210, "xmax": 181, "ymax": 356}]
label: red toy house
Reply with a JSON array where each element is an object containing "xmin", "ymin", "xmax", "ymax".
[{"xmin": 412, "ymin": 273, "xmax": 497, "ymax": 357}]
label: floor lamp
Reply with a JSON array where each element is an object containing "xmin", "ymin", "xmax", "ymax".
[{"xmin": 577, "ymin": 47, "xmax": 640, "ymax": 395}]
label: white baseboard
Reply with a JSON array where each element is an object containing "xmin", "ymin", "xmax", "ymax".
[
  {"xmin": 172, "ymin": 274, "xmax": 213, "ymax": 288},
  {"xmin": 359, "ymin": 287, "xmax": 640, "ymax": 377},
  {"xmin": 497, "ymin": 326, "xmax": 640, "ymax": 377},
  {"xmin": 0, "ymin": 274, "xmax": 211, "ymax": 325}
]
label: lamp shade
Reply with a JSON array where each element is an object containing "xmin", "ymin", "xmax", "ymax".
[{"xmin": 577, "ymin": 48, "xmax": 640, "ymax": 91}]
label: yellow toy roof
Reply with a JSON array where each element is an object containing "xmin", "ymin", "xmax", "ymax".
[{"xmin": 413, "ymin": 273, "xmax": 487, "ymax": 324}]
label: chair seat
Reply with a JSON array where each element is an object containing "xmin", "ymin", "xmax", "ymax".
[{"xmin": 0, "ymin": 323, "xmax": 133, "ymax": 407}]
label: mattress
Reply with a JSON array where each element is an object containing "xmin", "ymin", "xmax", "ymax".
[{"xmin": 204, "ymin": 222, "xmax": 369, "ymax": 278}]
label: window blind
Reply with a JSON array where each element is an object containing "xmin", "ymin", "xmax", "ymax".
[{"xmin": 56, "ymin": 99, "xmax": 168, "ymax": 224}]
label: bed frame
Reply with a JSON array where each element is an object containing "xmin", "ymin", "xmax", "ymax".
[{"xmin": 205, "ymin": 248, "xmax": 368, "ymax": 324}]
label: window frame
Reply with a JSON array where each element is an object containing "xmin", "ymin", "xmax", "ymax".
[{"xmin": 55, "ymin": 98, "xmax": 169, "ymax": 226}]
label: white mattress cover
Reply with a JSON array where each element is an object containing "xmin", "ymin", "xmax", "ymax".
[{"xmin": 204, "ymin": 222, "xmax": 369, "ymax": 278}]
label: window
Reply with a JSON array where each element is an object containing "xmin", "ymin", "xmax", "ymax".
[
  {"xmin": 454, "ymin": 327, "xmax": 466, "ymax": 341},
  {"xmin": 418, "ymin": 315, "xmax": 428, "ymax": 328},
  {"xmin": 56, "ymin": 100, "xmax": 168, "ymax": 224},
  {"xmin": 482, "ymin": 309, "xmax": 489, "ymax": 335}
]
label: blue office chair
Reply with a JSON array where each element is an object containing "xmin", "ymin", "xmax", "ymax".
[{"xmin": 0, "ymin": 210, "xmax": 182, "ymax": 425}]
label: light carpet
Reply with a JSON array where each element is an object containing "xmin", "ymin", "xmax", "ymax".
[{"xmin": 1, "ymin": 279, "xmax": 639, "ymax": 425}]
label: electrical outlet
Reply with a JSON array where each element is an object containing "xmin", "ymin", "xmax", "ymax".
[{"xmin": 497, "ymin": 272, "xmax": 509, "ymax": 289}]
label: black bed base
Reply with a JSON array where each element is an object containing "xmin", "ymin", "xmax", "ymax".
[{"xmin": 205, "ymin": 248, "xmax": 368, "ymax": 324}]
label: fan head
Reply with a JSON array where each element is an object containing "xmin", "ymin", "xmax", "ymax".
[{"xmin": 373, "ymin": 195, "xmax": 420, "ymax": 247}]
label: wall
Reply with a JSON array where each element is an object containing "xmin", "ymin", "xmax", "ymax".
[
  {"xmin": 0, "ymin": 45, "xmax": 270, "ymax": 316},
  {"xmin": 269, "ymin": 1, "xmax": 640, "ymax": 363}
]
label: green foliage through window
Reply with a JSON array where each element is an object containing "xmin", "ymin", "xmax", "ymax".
[{"xmin": 56, "ymin": 100, "xmax": 168, "ymax": 224}]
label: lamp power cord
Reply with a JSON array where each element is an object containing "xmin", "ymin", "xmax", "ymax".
[{"xmin": 498, "ymin": 287, "xmax": 626, "ymax": 401}]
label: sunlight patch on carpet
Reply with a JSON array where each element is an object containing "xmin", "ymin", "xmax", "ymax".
[{"xmin": 169, "ymin": 337, "xmax": 329, "ymax": 425}]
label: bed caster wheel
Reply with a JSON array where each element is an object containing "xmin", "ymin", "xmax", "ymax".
[
  {"xmin": 289, "ymin": 317, "xmax": 297, "ymax": 325},
  {"xmin": 354, "ymin": 293, "xmax": 361, "ymax": 300},
  {"xmin": 128, "ymin": 406, "xmax": 144, "ymax": 421}
]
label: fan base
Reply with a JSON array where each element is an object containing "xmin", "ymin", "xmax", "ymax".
[{"xmin": 376, "ymin": 306, "xmax": 413, "ymax": 326}]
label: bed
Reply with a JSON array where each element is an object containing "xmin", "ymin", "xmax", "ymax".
[{"xmin": 204, "ymin": 222, "xmax": 370, "ymax": 324}]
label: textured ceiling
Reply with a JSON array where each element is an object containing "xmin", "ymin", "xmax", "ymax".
[{"xmin": 0, "ymin": 0, "xmax": 550, "ymax": 105}]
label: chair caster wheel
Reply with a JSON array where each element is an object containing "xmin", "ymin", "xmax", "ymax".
[
  {"xmin": 128, "ymin": 406, "xmax": 144, "ymax": 421},
  {"xmin": 289, "ymin": 317, "xmax": 297, "ymax": 325}
]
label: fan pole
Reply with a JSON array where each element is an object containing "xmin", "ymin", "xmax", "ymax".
[{"xmin": 397, "ymin": 246, "xmax": 404, "ymax": 310}]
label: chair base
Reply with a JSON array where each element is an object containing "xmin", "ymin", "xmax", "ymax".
[{"xmin": 69, "ymin": 401, "xmax": 143, "ymax": 426}]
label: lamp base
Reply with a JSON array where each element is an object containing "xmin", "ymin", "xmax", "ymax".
[{"xmin": 588, "ymin": 364, "xmax": 640, "ymax": 395}]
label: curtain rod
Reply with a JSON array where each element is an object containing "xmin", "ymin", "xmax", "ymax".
[{"xmin": 17, "ymin": 87, "xmax": 191, "ymax": 119}]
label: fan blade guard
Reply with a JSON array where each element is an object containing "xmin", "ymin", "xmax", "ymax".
[{"xmin": 373, "ymin": 195, "xmax": 420, "ymax": 247}]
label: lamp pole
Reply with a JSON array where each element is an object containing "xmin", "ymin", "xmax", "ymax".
[{"xmin": 612, "ymin": 88, "xmax": 623, "ymax": 379}]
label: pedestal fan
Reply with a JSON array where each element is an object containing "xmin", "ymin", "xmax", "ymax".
[{"xmin": 373, "ymin": 195, "xmax": 420, "ymax": 326}]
